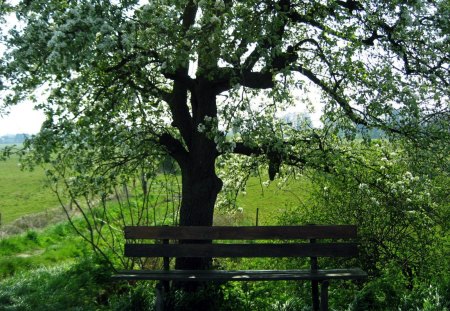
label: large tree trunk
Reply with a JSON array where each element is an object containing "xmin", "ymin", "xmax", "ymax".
[
  {"xmin": 175, "ymin": 169, "xmax": 221, "ymax": 269},
  {"xmin": 178, "ymin": 165, "xmax": 222, "ymax": 228},
  {"xmin": 175, "ymin": 127, "xmax": 222, "ymax": 270}
]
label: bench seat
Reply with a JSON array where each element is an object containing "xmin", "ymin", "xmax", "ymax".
[{"xmin": 113, "ymin": 268, "xmax": 367, "ymax": 281}]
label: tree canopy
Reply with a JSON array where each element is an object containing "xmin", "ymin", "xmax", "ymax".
[{"xmin": 1, "ymin": 0, "xmax": 448, "ymax": 235}]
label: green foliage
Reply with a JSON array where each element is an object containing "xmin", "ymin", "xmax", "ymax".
[
  {"xmin": 0, "ymin": 256, "xmax": 154, "ymax": 311},
  {"xmin": 162, "ymin": 281, "xmax": 305, "ymax": 311},
  {"xmin": 399, "ymin": 283, "xmax": 450, "ymax": 311},
  {"xmin": 47, "ymin": 171, "xmax": 183, "ymax": 269},
  {"xmin": 108, "ymin": 283, "xmax": 156, "ymax": 311},
  {"xmin": 284, "ymin": 139, "xmax": 448, "ymax": 275},
  {"xmin": 165, "ymin": 284, "xmax": 226, "ymax": 311},
  {"xmin": 351, "ymin": 265, "xmax": 405, "ymax": 311},
  {"xmin": 351, "ymin": 266, "xmax": 450, "ymax": 311}
]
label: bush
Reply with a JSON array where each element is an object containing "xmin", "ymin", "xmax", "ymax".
[
  {"xmin": 352, "ymin": 274, "xmax": 450, "ymax": 311},
  {"xmin": 279, "ymin": 139, "xmax": 449, "ymax": 310},
  {"xmin": 108, "ymin": 282, "xmax": 155, "ymax": 311},
  {"xmin": 399, "ymin": 277, "xmax": 450, "ymax": 311}
]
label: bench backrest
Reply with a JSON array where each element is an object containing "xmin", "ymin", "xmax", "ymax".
[{"xmin": 124, "ymin": 225, "xmax": 359, "ymax": 259}]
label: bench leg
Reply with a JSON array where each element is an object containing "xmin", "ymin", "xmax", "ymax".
[
  {"xmin": 155, "ymin": 282, "xmax": 165, "ymax": 311},
  {"xmin": 320, "ymin": 280, "xmax": 329, "ymax": 311},
  {"xmin": 312, "ymin": 280, "xmax": 320, "ymax": 311}
]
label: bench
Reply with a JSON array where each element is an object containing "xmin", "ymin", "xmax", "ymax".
[{"xmin": 113, "ymin": 225, "xmax": 367, "ymax": 311}]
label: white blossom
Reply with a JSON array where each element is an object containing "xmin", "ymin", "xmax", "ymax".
[
  {"xmin": 404, "ymin": 171, "xmax": 413, "ymax": 180},
  {"xmin": 210, "ymin": 15, "xmax": 221, "ymax": 24},
  {"xmin": 197, "ymin": 123, "xmax": 206, "ymax": 133},
  {"xmin": 358, "ymin": 183, "xmax": 368, "ymax": 190}
]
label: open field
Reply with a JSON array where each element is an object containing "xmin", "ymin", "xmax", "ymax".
[
  {"xmin": 235, "ymin": 175, "xmax": 313, "ymax": 225},
  {"xmin": 0, "ymin": 153, "xmax": 61, "ymax": 225},
  {"xmin": 1, "ymin": 147, "xmax": 312, "ymax": 227}
]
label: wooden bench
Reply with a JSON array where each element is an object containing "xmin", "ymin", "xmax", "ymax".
[{"xmin": 113, "ymin": 225, "xmax": 367, "ymax": 311}]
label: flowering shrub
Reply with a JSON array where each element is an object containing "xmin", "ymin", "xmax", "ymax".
[{"xmin": 277, "ymin": 138, "xmax": 449, "ymax": 308}]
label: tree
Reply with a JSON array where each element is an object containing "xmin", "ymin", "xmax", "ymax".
[{"xmin": 1, "ymin": 1, "xmax": 448, "ymax": 269}]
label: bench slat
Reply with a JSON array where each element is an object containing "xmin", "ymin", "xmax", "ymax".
[
  {"xmin": 112, "ymin": 268, "xmax": 367, "ymax": 281},
  {"xmin": 125, "ymin": 243, "xmax": 358, "ymax": 258},
  {"xmin": 125, "ymin": 225, "xmax": 357, "ymax": 240}
]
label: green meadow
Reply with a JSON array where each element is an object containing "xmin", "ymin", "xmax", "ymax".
[
  {"xmin": 0, "ymin": 152, "xmax": 60, "ymax": 225},
  {"xmin": 0, "ymin": 147, "xmax": 310, "ymax": 227},
  {"xmin": 235, "ymin": 176, "xmax": 313, "ymax": 225},
  {"xmin": 0, "ymin": 158, "xmax": 312, "ymax": 277}
]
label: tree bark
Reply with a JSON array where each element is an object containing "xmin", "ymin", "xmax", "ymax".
[
  {"xmin": 174, "ymin": 158, "xmax": 222, "ymax": 270},
  {"xmin": 173, "ymin": 79, "xmax": 223, "ymax": 270},
  {"xmin": 178, "ymin": 167, "xmax": 222, "ymax": 227}
]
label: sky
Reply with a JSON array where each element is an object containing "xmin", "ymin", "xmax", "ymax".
[
  {"xmin": 0, "ymin": 102, "xmax": 46, "ymax": 136},
  {"xmin": 0, "ymin": 5, "xmax": 46, "ymax": 136}
]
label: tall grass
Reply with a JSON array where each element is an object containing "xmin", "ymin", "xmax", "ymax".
[
  {"xmin": 0, "ymin": 257, "xmax": 157, "ymax": 311},
  {"xmin": 0, "ymin": 221, "xmax": 88, "ymax": 278}
]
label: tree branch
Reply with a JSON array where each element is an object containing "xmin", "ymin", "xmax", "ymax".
[
  {"xmin": 106, "ymin": 50, "xmax": 160, "ymax": 73},
  {"xmin": 233, "ymin": 142, "xmax": 261, "ymax": 157},
  {"xmin": 166, "ymin": 0, "xmax": 198, "ymax": 149},
  {"xmin": 158, "ymin": 132, "xmax": 189, "ymax": 166},
  {"xmin": 293, "ymin": 64, "xmax": 368, "ymax": 126}
]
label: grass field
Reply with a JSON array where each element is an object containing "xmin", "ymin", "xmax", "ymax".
[
  {"xmin": 1, "ymin": 144, "xmax": 312, "ymax": 227},
  {"xmin": 0, "ymin": 153, "xmax": 60, "ymax": 225},
  {"xmin": 234, "ymin": 175, "xmax": 313, "ymax": 225},
  {"xmin": 0, "ymin": 167, "xmax": 313, "ymax": 280}
]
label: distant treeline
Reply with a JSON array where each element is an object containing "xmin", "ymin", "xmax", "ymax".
[{"xmin": 0, "ymin": 134, "xmax": 28, "ymax": 144}]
